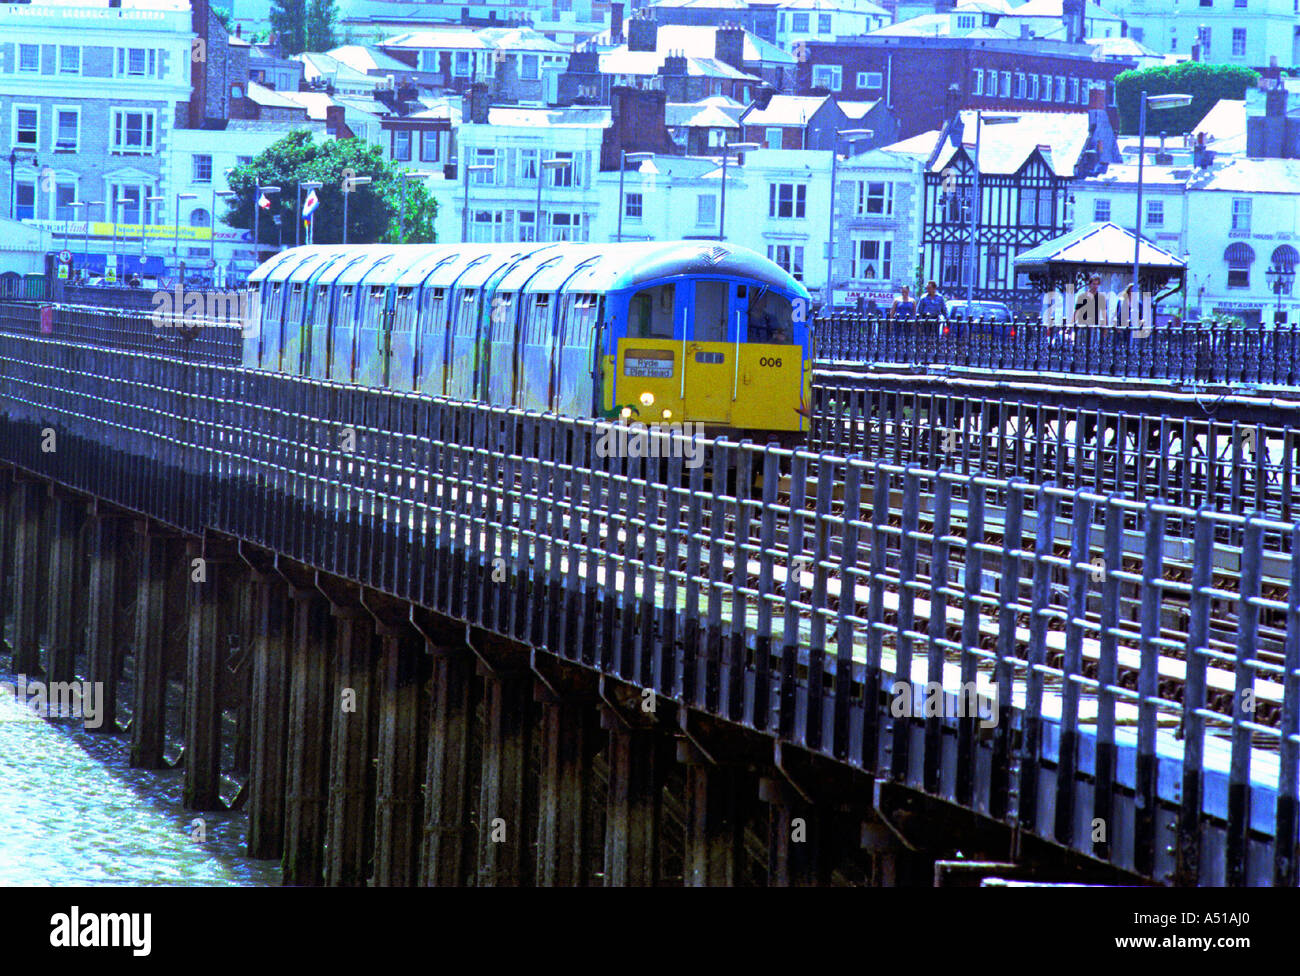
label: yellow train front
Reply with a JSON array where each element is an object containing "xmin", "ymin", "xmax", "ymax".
[{"xmin": 244, "ymin": 241, "xmax": 813, "ymax": 439}]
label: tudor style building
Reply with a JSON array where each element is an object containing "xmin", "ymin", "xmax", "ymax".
[{"xmin": 920, "ymin": 90, "xmax": 1120, "ymax": 308}]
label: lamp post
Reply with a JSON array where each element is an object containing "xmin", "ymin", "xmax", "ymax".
[
  {"xmin": 297, "ymin": 179, "xmax": 322, "ymax": 247},
  {"xmin": 8, "ymin": 147, "xmax": 36, "ymax": 219},
  {"xmin": 1133, "ymin": 91, "xmax": 1192, "ymax": 325},
  {"xmin": 144, "ymin": 194, "xmax": 164, "ymax": 274},
  {"xmin": 341, "ymin": 174, "xmax": 372, "ymax": 244},
  {"xmin": 461, "ymin": 164, "xmax": 494, "ymax": 243},
  {"xmin": 617, "ymin": 150, "xmax": 654, "ymax": 243},
  {"xmin": 397, "ymin": 170, "xmax": 436, "ymax": 243},
  {"xmin": 213, "ymin": 189, "xmax": 235, "ymax": 273},
  {"xmin": 962, "ymin": 112, "xmax": 1016, "ymax": 316},
  {"xmin": 535, "ymin": 157, "xmax": 572, "ymax": 244},
  {"xmin": 173, "ymin": 191, "xmax": 197, "ymax": 284},
  {"xmin": 253, "ymin": 185, "xmax": 280, "ymax": 269},
  {"xmin": 1267, "ymin": 262, "xmax": 1295, "ymax": 319},
  {"xmin": 68, "ymin": 201, "xmax": 86, "ymax": 272},
  {"xmin": 79, "ymin": 200, "xmax": 102, "ymax": 278},
  {"xmin": 718, "ymin": 140, "xmax": 758, "ymax": 242},
  {"xmin": 826, "ymin": 129, "xmax": 872, "ymax": 302}
]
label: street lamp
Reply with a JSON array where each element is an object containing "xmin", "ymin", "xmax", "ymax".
[
  {"xmin": 174, "ymin": 191, "xmax": 197, "ymax": 284},
  {"xmin": 8, "ymin": 147, "xmax": 36, "ymax": 220},
  {"xmin": 460, "ymin": 163, "xmax": 494, "ymax": 243},
  {"xmin": 718, "ymin": 141, "xmax": 758, "ymax": 242},
  {"xmin": 397, "ymin": 170, "xmax": 435, "ymax": 243},
  {"xmin": 297, "ymin": 180, "xmax": 322, "ymax": 247},
  {"xmin": 960, "ymin": 113, "xmax": 1016, "ymax": 316},
  {"xmin": 617, "ymin": 151, "xmax": 654, "ymax": 243},
  {"xmin": 535, "ymin": 157, "xmax": 573, "ymax": 244},
  {"xmin": 1267, "ymin": 262, "xmax": 1295, "ymax": 318},
  {"xmin": 253, "ymin": 185, "xmax": 280, "ymax": 269},
  {"xmin": 1132, "ymin": 91, "xmax": 1192, "ymax": 324},
  {"xmin": 214, "ymin": 189, "xmax": 236, "ymax": 273},
  {"xmin": 76, "ymin": 200, "xmax": 102, "ymax": 279},
  {"xmin": 145, "ymin": 194, "xmax": 164, "ymax": 271},
  {"xmin": 341, "ymin": 174, "xmax": 372, "ymax": 244},
  {"xmin": 826, "ymin": 129, "xmax": 872, "ymax": 300}
]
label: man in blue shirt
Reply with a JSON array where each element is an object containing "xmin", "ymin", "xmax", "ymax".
[{"xmin": 916, "ymin": 280, "xmax": 946, "ymax": 320}]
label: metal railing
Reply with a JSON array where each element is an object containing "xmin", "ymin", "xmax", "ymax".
[
  {"xmin": 0, "ymin": 330, "xmax": 1296, "ymax": 885},
  {"xmin": 815, "ymin": 315, "xmax": 1300, "ymax": 387}
]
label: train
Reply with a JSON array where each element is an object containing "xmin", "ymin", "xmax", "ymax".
[{"xmin": 243, "ymin": 241, "xmax": 813, "ymax": 437}]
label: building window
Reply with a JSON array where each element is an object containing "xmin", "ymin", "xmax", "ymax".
[
  {"xmin": 15, "ymin": 181, "xmax": 35, "ymax": 220},
  {"xmin": 111, "ymin": 110, "xmax": 155, "ymax": 154},
  {"xmin": 1232, "ymin": 28, "xmax": 1246, "ymax": 55},
  {"xmin": 1170, "ymin": 29, "xmax": 1177, "ymax": 51},
  {"xmin": 14, "ymin": 106, "xmax": 38, "ymax": 147},
  {"xmin": 58, "ymin": 46, "xmax": 80, "ymax": 74},
  {"xmin": 1015, "ymin": 73, "xmax": 1025, "ymax": 98},
  {"xmin": 520, "ymin": 54, "xmax": 539, "ymax": 80},
  {"xmin": 1030, "ymin": 74, "xmax": 1039, "ymax": 100},
  {"xmin": 1146, "ymin": 198, "xmax": 1163, "ymax": 226},
  {"xmin": 109, "ymin": 184, "xmax": 146, "ymax": 225},
  {"xmin": 973, "ymin": 69, "xmax": 983, "ymax": 95},
  {"xmin": 818, "ymin": 13, "xmax": 832, "ymax": 32},
  {"xmin": 859, "ymin": 71, "xmax": 883, "ymax": 89},
  {"xmin": 697, "ymin": 193, "xmax": 716, "ymax": 225},
  {"xmin": 55, "ymin": 183, "xmax": 77, "ymax": 221},
  {"xmin": 453, "ymin": 51, "xmax": 471, "ymax": 77},
  {"xmin": 190, "ymin": 207, "xmax": 210, "ymax": 227},
  {"xmin": 1069, "ymin": 78, "xmax": 1079, "ymax": 103},
  {"xmin": 118, "ymin": 48, "xmax": 159, "ymax": 78},
  {"xmin": 192, "ymin": 154, "xmax": 212, "ymax": 183},
  {"xmin": 1199, "ymin": 0, "xmax": 1211, "ymax": 5},
  {"xmin": 421, "ymin": 132, "xmax": 440, "ymax": 162},
  {"xmin": 54, "ymin": 108, "xmax": 78, "ymax": 152},
  {"xmin": 1094, "ymin": 198, "xmax": 1111, "ymax": 222},
  {"xmin": 472, "ymin": 210, "xmax": 507, "ymax": 243},
  {"xmin": 956, "ymin": 13, "xmax": 976, "ymax": 29},
  {"xmin": 1232, "ymin": 198, "xmax": 1251, "ymax": 231},
  {"xmin": 857, "ymin": 180, "xmax": 893, "ymax": 215},
  {"xmin": 550, "ymin": 150, "xmax": 578, "ymax": 187},
  {"xmin": 625, "ymin": 192, "xmax": 643, "ymax": 220},
  {"xmin": 1055, "ymin": 76, "xmax": 1065, "ymax": 100},
  {"xmin": 852, "ymin": 238, "xmax": 891, "ymax": 280},
  {"xmin": 18, "ymin": 44, "xmax": 38, "ymax": 72},
  {"xmin": 393, "ymin": 130, "xmax": 411, "ymax": 162},
  {"xmin": 1018, "ymin": 187, "xmax": 1053, "ymax": 226},
  {"xmin": 764, "ymin": 127, "xmax": 783, "ymax": 149},
  {"xmin": 792, "ymin": 12, "xmax": 809, "ymax": 31},
  {"xmin": 518, "ymin": 210, "xmax": 536, "ymax": 242},
  {"xmin": 999, "ymin": 71, "xmax": 1011, "ymax": 98},
  {"xmin": 550, "ymin": 212, "xmax": 585, "ymax": 242},
  {"xmin": 1041, "ymin": 73, "xmax": 1051, "ymax": 101},
  {"xmin": 473, "ymin": 147, "xmax": 498, "ymax": 185},
  {"xmin": 813, "ymin": 65, "xmax": 842, "ymax": 91},
  {"xmin": 767, "ymin": 244, "xmax": 805, "ymax": 281},
  {"xmin": 1225, "ymin": 243, "xmax": 1253, "ymax": 287},
  {"xmin": 519, "ymin": 149, "xmax": 538, "ymax": 183},
  {"xmin": 769, "ymin": 183, "xmax": 807, "ymax": 218}
]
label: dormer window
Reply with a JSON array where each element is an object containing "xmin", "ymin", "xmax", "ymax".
[{"xmin": 956, "ymin": 14, "xmax": 977, "ymax": 29}]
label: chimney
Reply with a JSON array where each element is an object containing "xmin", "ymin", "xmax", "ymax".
[
  {"xmin": 1088, "ymin": 83, "xmax": 1106, "ymax": 110},
  {"xmin": 324, "ymin": 105, "xmax": 354, "ymax": 139},
  {"xmin": 628, "ymin": 11, "xmax": 659, "ymax": 52},
  {"xmin": 236, "ymin": 23, "xmax": 242, "ymax": 37},
  {"xmin": 1261, "ymin": 55, "xmax": 1282, "ymax": 91},
  {"xmin": 716, "ymin": 22, "xmax": 745, "ymax": 70},
  {"xmin": 602, "ymin": 86, "xmax": 677, "ymax": 170},
  {"xmin": 1154, "ymin": 130, "xmax": 1173, "ymax": 164},
  {"xmin": 660, "ymin": 51, "xmax": 687, "ymax": 77},
  {"xmin": 468, "ymin": 82, "xmax": 490, "ymax": 124},
  {"xmin": 752, "ymin": 83, "xmax": 776, "ymax": 110},
  {"xmin": 1061, "ymin": 0, "xmax": 1083, "ymax": 44},
  {"xmin": 611, "ymin": 2, "xmax": 624, "ymax": 43}
]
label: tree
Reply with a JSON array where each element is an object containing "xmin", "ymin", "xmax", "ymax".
[
  {"xmin": 1114, "ymin": 62, "xmax": 1260, "ymax": 135},
  {"xmin": 223, "ymin": 129, "xmax": 439, "ymax": 250},
  {"xmin": 306, "ymin": 0, "xmax": 338, "ymax": 52},
  {"xmin": 268, "ymin": 0, "xmax": 306, "ymax": 56},
  {"xmin": 212, "ymin": 5, "xmax": 232, "ymax": 31}
]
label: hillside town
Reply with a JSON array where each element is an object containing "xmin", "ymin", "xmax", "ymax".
[{"xmin": 0, "ymin": 0, "xmax": 1295, "ymax": 324}]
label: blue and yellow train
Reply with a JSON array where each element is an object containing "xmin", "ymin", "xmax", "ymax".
[{"xmin": 244, "ymin": 241, "xmax": 813, "ymax": 436}]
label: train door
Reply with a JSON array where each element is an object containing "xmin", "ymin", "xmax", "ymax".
[
  {"xmin": 241, "ymin": 284, "xmax": 262, "ymax": 368},
  {"xmin": 617, "ymin": 281, "xmax": 682, "ymax": 421},
  {"xmin": 414, "ymin": 286, "xmax": 447, "ymax": 395},
  {"xmin": 282, "ymin": 281, "xmax": 308, "ymax": 374},
  {"xmin": 518, "ymin": 293, "xmax": 553, "ymax": 411},
  {"xmin": 389, "ymin": 286, "xmax": 417, "ymax": 390},
  {"xmin": 681, "ymin": 278, "xmax": 737, "ymax": 424},
  {"xmin": 261, "ymin": 281, "xmax": 287, "ymax": 371},
  {"xmin": 484, "ymin": 291, "xmax": 517, "ymax": 406},
  {"xmin": 446, "ymin": 289, "xmax": 479, "ymax": 400},
  {"xmin": 307, "ymin": 283, "xmax": 333, "ymax": 378},
  {"xmin": 356, "ymin": 283, "xmax": 393, "ymax": 387},
  {"xmin": 555, "ymin": 292, "xmax": 600, "ymax": 416},
  {"xmin": 331, "ymin": 285, "xmax": 358, "ymax": 382}
]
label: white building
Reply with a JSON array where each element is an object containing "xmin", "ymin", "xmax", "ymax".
[
  {"xmin": 775, "ymin": 0, "xmax": 890, "ymax": 52},
  {"xmin": 1107, "ymin": 0, "xmax": 1300, "ymax": 65}
]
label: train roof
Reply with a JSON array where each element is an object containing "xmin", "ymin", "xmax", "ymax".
[{"xmin": 249, "ymin": 241, "xmax": 810, "ymax": 299}]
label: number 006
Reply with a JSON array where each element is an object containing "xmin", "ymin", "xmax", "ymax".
[{"xmin": 759, "ymin": 357, "xmax": 783, "ymax": 367}]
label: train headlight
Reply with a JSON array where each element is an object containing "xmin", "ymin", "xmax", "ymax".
[
  {"xmin": 620, "ymin": 406, "xmax": 633, "ymax": 419},
  {"xmin": 640, "ymin": 391, "xmax": 655, "ymax": 407},
  {"xmin": 661, "ymin": 408, "xmax": 672, "ymax": 420}
]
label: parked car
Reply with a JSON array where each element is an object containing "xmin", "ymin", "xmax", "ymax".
[{"xmin": 942, "ymin": 299, "xmax": 1016, "ymax": 340}]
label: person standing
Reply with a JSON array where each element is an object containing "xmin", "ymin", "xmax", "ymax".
[
  {"xmin": 890, "ymin": 285, "xmax": 917, "ymax": 325},
  {"xmin": 916, "ymin": 280, "xmax": 946, "ymax": 324}
]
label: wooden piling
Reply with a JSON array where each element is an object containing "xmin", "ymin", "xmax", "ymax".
[
  {"xmin": 183, "ymin": 544, "xmax": 224, "ymax": 810},
  {"xmin": 282, "ymin": 586, "xmax": 332, "ymax": 886},
  {"xmin": 372, "ymin": 627, "xmax": 427, "ymax": 887},
  {"xmin": 760, "ymin": 777, "xmax": 831, "ymax": 887},
  {"xmin": 324, "ymin": 607, "xmax": 377, "ymax": 887},
  {"xmin": 421, "ymin": 648, "xmax": 477, "ymax": 886},
  {"xmin": 84, "ymin": 509, "xmax": 126, "ymax": 730},
  {"xmin": 45, "ymin": 493, "xmax": 82, "ymax": 686},
  {"xmin": 681, "ymin": 744, "xmax": 748, "ymax": 887},
  {"xmin": 11, "ymin": 479, "xmax": 43, "ymax": 676},
  {"xmin": 476, "ymin": 667, "xmax": 536, "ymax": 886},
  {"xmin": 603, "ymin": 712, "xmax": 663, "ymax": 887},
  {"xmin": 247, "ymin": 572, "xmax": 292, "ymax": 860},
  {"xmin": 129, "ymin": 527, "xmax": 176, "ymax": 769},
  {"xmin": 536, "ymin": 691, "xmax": 598, "ymax": 886}
]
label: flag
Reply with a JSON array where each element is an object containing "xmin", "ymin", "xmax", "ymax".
[
  {"xmin": 258, "ymin": 193, "xmax": 271, "ymax": 210},
  {"xmin": 302, "ymin": 188, "xmax": 319, "ymax": 219}
]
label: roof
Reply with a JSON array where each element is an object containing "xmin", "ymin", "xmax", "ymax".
[
  {"xmin": 381, "ymin": 26, "xmax": 566, "ymax": 53},
  {"xmin": 1014, "ymin": 222, "xmax": 1186, "ymax": 269},
  {"xmin": 483, "ymin": 105, "xmax": 612, "ymax": 128},
  {"xmin": 742, "ymin": 95, "xmax": 828, "ymax": 127},
  {"xmin": 772, "ymin": 0, "xmax": 889, "ymax": 13},
  {"xmin": 595, "ymin": 51, "xmax": 758, "ymax": 81},
  {"xmin": 247, "ymin": 82, "xmax": 306, "ymax": 111},
  {"xmin": 1193, "ymin": 98, "xmax": 1247, "ymax": 154},
  {"xmin": 666, "ymin": 99, "xmax": 745, "ymax": 129},
  {"xmin": 1084, "ymin": 36, "xmax": 1162, "ymax": 60},
  {"xmin": 296, "ymin": 52, "xmax": 384, "ymax": 88},
  {"xmin": 930, "ymin": 110, "xmax": 1096, "ymax": 177},
  {"xmin": 1190, "ymin": 158, "xmax": 1300, "ymax": 194},
  {"xmin": 326, "ymin": 45, "xmax": 414, "ymax": 74},
  {"xmin": 879, "ymin": 129, "xmax": 943, "ymax": 159},
  {"xmin": 870, "ymin": 14, "xmax": 1016, "ymax": 38},
  {"xmin": 1078, "ymin": 161, "xmax": 1195, "ymax": 188},
  {"xmin": 1005, "ymin": 0, "xmax": 1124, "ymax": 21},
  {"xmin": 586, "ymin": 24, "xmax": 794, "ymax": 65},
  {"xmin": 839, "ymin": 100, "xmax": 877, "ymax": 121}
]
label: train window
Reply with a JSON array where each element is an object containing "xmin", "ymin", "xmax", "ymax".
[
  {"xmin": 628, "ymin": 283, "xmax": 674, "ymax": 339},
  {"xmin": 491, "ymin": 292, "xmax": 513, "ymax": 337},
  {"xmin": 694, "ymin": 281, "xmax": 727, "ymax": 342},
  {"xmin": 369, "ymin": 285, "xmax": 386, "ymax": 302},
  {"xmin": 528, "ymin": 294, "xmax": 551, "ymax": 344},
  {"xmin": 748, "ymin": 289, "xmax": 794, "ymax": 344}
]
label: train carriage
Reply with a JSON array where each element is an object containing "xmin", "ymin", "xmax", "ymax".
[{"xmin": 246, "ymin": 241, "xmax": 813, "ymax": 437}]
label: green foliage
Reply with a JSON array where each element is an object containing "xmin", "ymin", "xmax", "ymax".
[
  {"xmin": 224, "ymin": 129, "xmax": 439, "ymax": 249},
  {"xmin": 268, "ymin": 0, "xmax": 306, "ymax": 56},
  {"xmin": 212, "ymin": 5, "xmax": 232, "ymax": 31},
  {"xmin": 306, "ymin": 0, "xmax": 338, "ymax": 53},
  {"xmin": 1114, "ymin": 62, "xmax": 1260, "ymax": 135}
]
